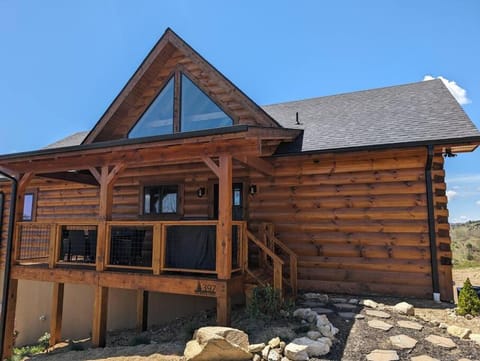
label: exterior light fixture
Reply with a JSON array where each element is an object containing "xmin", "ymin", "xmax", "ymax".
[
  {"xmin": 197, "ymin": 187, "xmax": 206, "ymax": 198},
  {"xmin": 249, "ymin": 185, "xmax": 257, "ymax": 195}
]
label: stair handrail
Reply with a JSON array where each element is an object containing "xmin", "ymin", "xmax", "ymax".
[{"xmin": 245, "ymin": 229, "xmax": 284, "ymax": 292}]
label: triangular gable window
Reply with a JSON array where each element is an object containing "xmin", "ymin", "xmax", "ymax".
[
  {"xmin": 180, "ymin": 74, "xmax": 233, "ymax": 132},
  {"xmin": 128, "ymin": 73, "xmax": 233, "ymax": 139},
  {"xmin": 128, "ymin": 76, "xmax": 174, "ymax": 138}
]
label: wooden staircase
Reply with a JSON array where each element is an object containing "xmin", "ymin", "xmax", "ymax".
[{"xmin": 243, "ymin": 222, "xmax": 298, "ymax": 298}]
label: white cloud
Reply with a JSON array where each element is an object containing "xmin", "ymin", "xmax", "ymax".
[
  {"xmin": 446, "ymin": 190, "xmax": 458, "ymax": 200},
  {"xmin": 423, "ymin": 75, "xmax": 471, "ymax": 105},
  {"xmin": 476, "ymin": 200, "xmax": 480, "ymax": 206}
]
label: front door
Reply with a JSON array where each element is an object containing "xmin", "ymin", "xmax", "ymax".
[{"xmin": 213, "ymin": 183, "xmax": 244, "ymax": 220}]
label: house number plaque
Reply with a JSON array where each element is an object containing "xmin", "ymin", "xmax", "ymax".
[{"xmin": 194, "ymin": 281, "xmax": 216, "ymax": 296}]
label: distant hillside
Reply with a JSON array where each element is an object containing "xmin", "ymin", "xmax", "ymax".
[{"xmin": 450, "ymin": 220, "xmax": 480, "ymax": 268}]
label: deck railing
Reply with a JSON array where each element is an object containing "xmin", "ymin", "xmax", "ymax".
[{"xmin": 15, "ymin": 220, "xmax": 246, "ymax": 277}]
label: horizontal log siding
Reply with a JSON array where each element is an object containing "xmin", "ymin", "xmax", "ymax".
[
  {"xmin": 0, "ymin": 184, "xmax": 12, "ymax": 266},
  {"xmin": 248, "ymin": 147, "xmax": 446, "ymax": 299}
]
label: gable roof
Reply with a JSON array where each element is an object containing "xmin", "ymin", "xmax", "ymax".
[
  {"xmin": 44, "ymin": 131, "xmax": 88, "ymax": 149},
  {"xmin": 263, "ymin": 79, "xmax": 480, "ymax": 152},
  {"xmin": 83, "ymin": 28, "xmax": 281, "ymax": 143}
]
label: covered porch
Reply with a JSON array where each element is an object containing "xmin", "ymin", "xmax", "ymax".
[{"xmin": 0, "ymin": 125, "xmax": 299, "ymax": 356}]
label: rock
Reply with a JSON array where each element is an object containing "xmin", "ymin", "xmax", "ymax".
[
  {"xmin": 289, "ymin": 337, "xmax": 331, "ymax": 357},
  {"xmin": 293, "ymin": 308, "xmax": 317, "ymax": 323},
  {"xmin": 311, "ymin": 307, "xmax": 334, "ymax": 314},
  {"xmin": 268, "ymin": 337, "xmax": 281, "ymax": 348},
  {"xmin": 248, "ymin": 343, "xmax": 265, "ymax": 353},
  {"xmin": 367, "ymin": 320, "xmax": 394, "ymax": 331},
  {"xmin": 425, "ymin": 335, "xmax": 457, "ymax": 349},
  {"xmin": 267, "ymin": 348, "xmax": 281, "ymax": 361},
  {"xmin": 447, "ymin": 325, "xmax": 471, "ymax": 339},
  {"xmin": 348, "ymin": 298, "xmax": 359, "ymax": 304},
  {"xmin": 284, "ymin": 342, "xmax": 309, "ymax": 361},
  {"xmin": 316, "ymin": 314, "xmax": 339, "ymax": 338},
  {"xmin": 439, "ymin": 322, "xmax": 448, "ymax": 329},
  {"xmin": 366, "ymin": 349, "xmax": 399, "ymax": 361},
  {"xmin": 281, "ymin": 358, "xmax": 290, "ymax": 361},
  {"xmin": 410, "ymin": 355, "xmax": 438, "ymax": 361},
  {"xmin": 410, "ymin": 356, "xmax": 439, "ymax": 361},
  {"xmin": 389, "ymin": 334, "xmax": 417, "ymax": 349},
  {"xmin": 365, "ymin": 309, "xmax": 391, "ymax": 319},
  {"xmin": 397, "ymin": 320, "xmax": 423, "ymax": 331},
  {"xmin": 354, "ymin": 314, "xmax": 365, "ymax": 320},
  {"xmin": 279, "ymin": 341, "xmax": 286, "ymax": 353},
  {"xmin": 330, "ymin": 297, "xmax": 347, "ymax": 303},
  {"xmin": 304, "ymin": 292, "xmax": 329, "ymax": 303},
  {"xmin": 252, "ymin": 354, "xmax": 261, "ymax": 361},
  {"xmin": 338, "ymin": 312, "xmax": 356, "ymax": 319},
  {"xmin": 468, "ymin": 333, "xmax": 480, "ymax": 345},
  {"xmin": 307, "ymin": 330, "xmax": 322, "ymax": 340},
  {"xmin": 361, "ymin": 299, "xmax": 379, "ymax": 308},
  {"xmin": 393, "ymin": 301, "xmax": 415, "ymax": 316},
  {"xmin": 465, "ymin": 314, "xmax": 473, "ymax": 320},
  {"xmin": 184, "ymin": 326, "xmax": 251, "ymax": 361},
  {"xmin": 333, "ymin": 303, "xmax": 357, "ymax": 310},
  {"xmin": 262, "ymin": 345, "xmax": 271, "ymax": 359}
]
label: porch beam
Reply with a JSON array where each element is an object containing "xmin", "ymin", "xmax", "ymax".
[
  {"xmin": 216, "ymin": 154, "xmax": 232, "ymax": 280},
  {"xmin": 49, "ymin": 283, "xmax": 64, "ymax": 346},
  {"xmin": 234, "ymin": 155, "xmax": 274, "ymax": 177}
]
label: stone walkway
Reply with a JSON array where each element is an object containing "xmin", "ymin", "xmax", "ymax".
[{"xmin": 296, "ymin": 293, "xmax": 480, "ymax": 361}]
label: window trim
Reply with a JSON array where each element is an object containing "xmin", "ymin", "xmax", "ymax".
[
  {"xmin": 139, "ymin": 182, "xmax": 184, "ymax": 219},
  {"xmin": 22, "ymin": 189, "xmax": 37, "ymax": 222}
]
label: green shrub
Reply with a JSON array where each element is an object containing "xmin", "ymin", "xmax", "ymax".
[
  {"xmin": 457, "ymin": 278, "xmax": 480, "ymax": 316},
  {"xmin": 37, "ymin": 332, "xmax": 50, "ymax": 350},
  {"xmin": 247, "ymin": 284, "xmax": 289, "ymax": 320}
]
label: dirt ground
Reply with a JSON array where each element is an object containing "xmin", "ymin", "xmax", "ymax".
[
  {"xmin": 28, "ymin": 291, "xmax": 480, "ymax": 361},
  {"xmin": 452, "ymin": 266, "xmax": 480, "ymax": 287}
]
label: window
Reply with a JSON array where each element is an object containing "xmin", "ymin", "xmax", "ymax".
[
  {"xmin": 128, "ymin": 76, "xmax": 174, "ymax": 138},
  {"xmin": 128, "ymin": 72, "xmax": 233, "ymax": 139},
  {"xmin": 180, "ymin": 74, "xmax": 233, "ymax": 132},
  {"xmin": 143, "ymin": 185, "xmax": 179, "ymax": 215},
  {"xmin": 23, "ymin": 192, "xmax": 35, "ymax": 221}
]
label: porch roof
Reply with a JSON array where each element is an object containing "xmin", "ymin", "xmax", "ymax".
[{"xmin": 0, "ymin": 125, "xmax": 301, "ymax": 176}]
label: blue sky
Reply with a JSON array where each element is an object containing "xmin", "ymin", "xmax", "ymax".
[{"xmin": 0, "ymin": 0, "xmax": 479, "ymax": 222}]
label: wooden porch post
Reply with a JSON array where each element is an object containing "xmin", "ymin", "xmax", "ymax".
[
  {"xmin": 90, "ymin": 164, "xmax": 124, "ymax": 347},
  {"xmin": 92, "ymin": 285, "xmax": 109, "ymax": 347},
  {"xmin": 49, "ymin": 283, "xmax": 64, "ymax": 346},
  {"xmin": 216, "ymin": 154, "xmax": 232, "ymax": 280},
  {"xmin": 2, "ymin": 172, "xmax": 33, "ymax": 359},
  {"xmin": 136, "ymin": 290, "xmax": 149, "ymax": 332}
]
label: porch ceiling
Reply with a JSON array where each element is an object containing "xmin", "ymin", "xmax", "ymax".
[{"xmin": 0, "ymin": 125, "xmax": 301, "ymax": 176}]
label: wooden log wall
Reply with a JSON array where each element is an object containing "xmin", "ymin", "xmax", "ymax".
[
  {"xmin": 248, "ymin": 146, "xmax": 453, "ymax": 300},
  {"xmin": 0, "ymin": 145, "xmax": 455, "ymax": 300}
]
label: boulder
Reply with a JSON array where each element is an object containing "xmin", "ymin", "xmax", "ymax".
[
  {"xmin": 268, "ymin": 337, "xmax": 281, "ymax": 348},
  {"xmin": 361, "ymin": 299, "xmax": 379, "ymax": 308},
  {"xmin": 267, "ymin": 348, "xmax": 281, "ymax": 361},
  {"xmin": 248, "ymin": 343, "xmax": 265, "ymax": 353},
  {"xmin": 469, "ymin": 333, "xmax": 480, "ymax": 345},
  {"xmin": 393, "ymin": 302, "xmax": 415, "ymax": 316},
  {"xmin": 307, "ymin": 330, "xmax": 322, "ymax": 340},
  {"xmin": 316, "ymin": 314, "xmax": 339, "ymax": 338},
  {"xmin": 303, "ymin": 292, "xmax": 329, "ymax": 303},
  {"xmin": 262, "ymin": 345, "xmax": 271, "ymax": 359},
  {"xmin": 289, "ymin": 337, "xmax": 331, "ymax": 357},
  {"xmin": 184, "ymin": 326, "xmax": 252, "ymax": 361},
  {"xmin": 284, "ymin": 342, "xmax": 309, "ymax": 361},
  {"xmin": 447, "ymin": 325, "xmax": 471, "ymax": 339},
  {"xmin": 293, "ymin": 308, "xmax": 318, "ymax": 323}
]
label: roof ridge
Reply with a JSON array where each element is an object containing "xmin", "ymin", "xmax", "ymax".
[{"xmin": 262, "ymin": 79, "xmax": 442, "ymax": 107}]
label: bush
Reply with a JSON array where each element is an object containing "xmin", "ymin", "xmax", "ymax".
[
  {"xmin": 247, "ymin": 284, "xmax": 289, "ymax": 320},
  {"xmin": 457, "ymin": 278, "xmax": 480, "ymax": 316}
]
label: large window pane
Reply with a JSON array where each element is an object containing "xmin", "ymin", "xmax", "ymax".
[
  {"xmin": 143, "ymin": 185, "xmax": 178, "ymax": 215},
  {"xmin": 181, "ymin": 74, "xmax": 233, "ymax": 132},
  {"xmin": 128, "ymin": 77, "xmax": 174, "ymax": 138}
]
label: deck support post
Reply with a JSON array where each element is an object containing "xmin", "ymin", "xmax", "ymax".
[
  {"xmin": 216, "ymin": 293, "xmax": 231, "ymax": 326},
  {"xmin": 216, "ymin": 154, "xmax": 232, "ymax": 280},
  {"xmin": 136, "ymin": 290, "xmax": 149, "ymax": 332},
  {"xmin": 49, "ymin": 282, "xmax": 64, "ymax": 346},
  {"xmin": 92, "ymin": 285, "xmax": 109, "ymax": 347}
]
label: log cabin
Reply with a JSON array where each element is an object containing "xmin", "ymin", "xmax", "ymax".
[{"xmin": 0, "ymin": 28, "xmax": 479, "ymax": 357}]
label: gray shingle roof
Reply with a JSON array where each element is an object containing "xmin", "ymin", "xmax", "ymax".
[
  {"xmin": 42, "ymin": 79, "xmax": 479, "ymax": 152},
  {"xmin": 44, "ymin": 131, "xmax": 89, "ymax": 149},
  {"xmin": 262, "ymin": 79, "xmax": 480, "ymax": 152}
]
